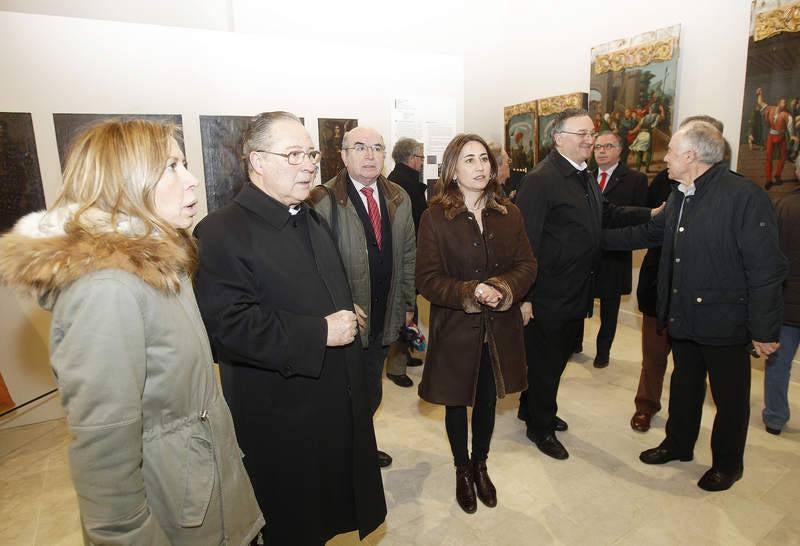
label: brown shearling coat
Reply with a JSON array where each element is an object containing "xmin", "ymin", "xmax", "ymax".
[{"xmin": 416, "ymin": 199, "xmax": 537, "ymax": 406}]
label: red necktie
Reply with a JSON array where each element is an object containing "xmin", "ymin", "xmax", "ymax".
[
  {"xmin": 598, "ymin": 171, "xmax": 608, "ymax": 192},
  {"xmin": 360, "ymin": 187, "xmax": 382, "ymax": 250}
]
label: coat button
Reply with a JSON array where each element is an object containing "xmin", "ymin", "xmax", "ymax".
[
  {"xmin": 678, "ymin": 227, "xmax": 685, "ymax": 232},
  {"xmin": 696, "ymin": 297, "xmax": 703, "ymax": 303},
  {"xmin": 474, "ymin": 269, "xmax": 480, "ymax": 273},
  {"xmin": 674, "ymin": 258, "xmax": 680, "ymax": 263},
  {"xmin": 669, "ymin": 317, "xmax": 675, "ymax": 323},
  {"xmin": 673, "ymin": 288, "xmax": 678, "ymax": 294},
  {"xmin": 473, "ymin": 242, "xmax": 479, "ymax": 247}
]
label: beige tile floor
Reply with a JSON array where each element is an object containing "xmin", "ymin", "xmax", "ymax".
[{"xmin": 1, "ymin": 316, "xmax": 799, "ymax": 546}]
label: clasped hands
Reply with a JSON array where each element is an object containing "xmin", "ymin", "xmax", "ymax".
[{"xmin": 474, "ymin": 282, "xmax": 502, "ymax": 308}]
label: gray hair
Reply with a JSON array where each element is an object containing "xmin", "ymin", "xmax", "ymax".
[
  {"xmin": 242, "ymin": 111, "xmax": 301, "ymax": 175},
  {"xmin": 486, "ymin": 141, "xmax": 505, "ymax": 165},
  {"xmin": 550, "ymin": 108, "xmax": 591, "ymax": 142},
  {"xmin": 391, "ymin": 137, "xmax": 422, "ymax": 164},
  {"xmin": 676, "ymin": 121, "xmax": 725, "ymax": 165},
  {"xmin": 596, "ymin": 130, "xmax": 623, "ymax": 148},
  {"xmin": 679, "ymin": 115, "xmax": 724, "ymax": 133}
]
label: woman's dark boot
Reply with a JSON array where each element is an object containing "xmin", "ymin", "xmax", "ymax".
[
  {"xmin": 455, "ymin": 463, "xmax": 477, "ymax": 514},
  {"xmin": 472, "ymin": 459, "xmax": 497, "ymax": 507}
]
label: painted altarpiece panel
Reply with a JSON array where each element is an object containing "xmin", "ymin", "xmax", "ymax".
[
  {"xmin": 537, "ymin": 92, "xmax": 589, "ymax": 162},
  {"xmin": 503, "ymin": 101, "xmax": 538, "ymax": 174}
]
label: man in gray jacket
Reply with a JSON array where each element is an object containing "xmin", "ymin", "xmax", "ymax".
[{"xmin": 309, "ymin": 126, "xmax": 416, "ymax": 468}]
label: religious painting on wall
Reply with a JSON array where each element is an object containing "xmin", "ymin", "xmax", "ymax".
[
  {"xmin": 0, "ymin": 113, "xmax": 45, "ymax": 234},
  {"xmin": 53, "ymin": 113, "xmax": 183, "ymax": 170},
  {"xmin": 200, "ymin": 115, "xmax": 250, "ymax": 213},
  {"xmin": 589, "ymin": 24, "xmax": 680, "ymax": 180},
  {"xmin": 737, "ymin": 0, "xmax": 800, "ymax": 193},
  {"xmin": 318, "ymin": 118, "xmax": 357, "ymax": 182},
  {"xmin": 536, "ymin": 92, "xmax": 589, "ymax": 162},
  {"xmin": 503, "ymin": 100, "xmax": 538, "ymax": 175}
]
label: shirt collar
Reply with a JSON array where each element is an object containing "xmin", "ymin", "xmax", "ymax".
[
  {"xmin": 557, "ymin": 150, "xmax": 588, "ymax": 172},
  {"xmin": 349, "ymin": 175, "xmax": 379, "ymax": 194},
  {"xmin": 598, "ymin": 162, "xmax": 619, "ymax": 178}
]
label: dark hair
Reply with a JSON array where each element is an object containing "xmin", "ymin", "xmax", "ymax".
[
  {"xmin": 430, "ymin": 133, "xmax": 504, "ymax": 212},
  {"xmin": 596, "ymin": 130, "xmax": 623, "ymax": 148},
  {"xmin": 550, "ymin": 108, "xmax": 591, "ymax": 141},
  {"xmin": 242, "ymin": 111, "xmax": 302, "ymax": 175}
]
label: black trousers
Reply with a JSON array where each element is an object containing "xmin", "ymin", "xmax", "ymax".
[
  {"xmin": 520, "ymin": 318, "xmax": 583, "ymax": 433},
  {"xmin": 664, "ymin": 339, "xmax": 751, "ymax": 474},
  {"xmin": 363, "ymin": 330, "xmax": 388, "ymax": 417},
  {"xmin": 575, "ymin": 296, "xmax": 621, "ymax": 359},
  {"xmin": 445, "ymin": 345, "xmax": 497, "ymax": 466}
]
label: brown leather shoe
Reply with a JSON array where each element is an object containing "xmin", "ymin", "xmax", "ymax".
[
  {"xmin": 455, "ymin": 464, "xmax": 477, "ymax": 514},
  {"xmin": 472, "ymin": 460, "xmax": 497, "ymax": 508},
  {"xmin": 630, "ymin": 412, "xmax": 652, "ymax": 432}
]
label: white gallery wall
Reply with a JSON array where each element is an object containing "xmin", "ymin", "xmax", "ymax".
[{"xmin": 0, "ymin": 8, "xmax": 464, "ymax": 428}]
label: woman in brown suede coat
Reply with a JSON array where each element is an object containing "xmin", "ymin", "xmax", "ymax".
[{"xmin": 416, "ymin": 133, "xmax": 537, "ymax": 514}]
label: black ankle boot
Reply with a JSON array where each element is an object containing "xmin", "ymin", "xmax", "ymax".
[
  {"xmin": 455, "ymin": 463, "xmax": 477, "ymax": 514},
  {"xmin": 472, "ymin": 459, "xmax": 497, "ymax": 507}
]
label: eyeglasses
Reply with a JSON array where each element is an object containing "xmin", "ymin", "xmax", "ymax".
[
  {"xmin": 413, "ymin": 154, "xmax": 425, "ymax": 160},
  {"xmin": 256, "ymin": 149, "xmax": 321, "ymax": 165},
  {"xmin": 593, "ymin": 143, "xmax": 618, "ymax": 151},
  {"xmin": 343, "ymin": 143, "xmax": 386, "ymax": 154},
  {"xmin": 558, "ymin": 130, "xmax": 599, "ymax": 140}
]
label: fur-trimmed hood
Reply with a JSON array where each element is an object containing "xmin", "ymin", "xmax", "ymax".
[{"xmin": 0, "ymin": 205, "xmax": 196, "ymax": 306}]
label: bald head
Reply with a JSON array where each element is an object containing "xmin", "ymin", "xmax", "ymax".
[{"xmin": 341, "ymin": 126, "xmax": 386, "ymax": 185}]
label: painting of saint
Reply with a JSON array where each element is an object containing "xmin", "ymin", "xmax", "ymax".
[
  {"xmin": 589, "ymin": 25, "xmax": 680, "ymax": 180},
  {"xmin": 0, "ymin": 113, "xmax": 45, "ymax": 234},
  {"xmin": 737, "ymin": 0, "xmax": 800, "ymax": 192},
  {"xmin": 318, "ymin": 118, "xmax": 357, "ymax": 182},
  {"xmin": 536, "ymin": 93, "xmax": 589, "ymax": 163}
]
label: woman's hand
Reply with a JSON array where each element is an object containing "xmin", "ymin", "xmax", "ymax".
[{"xmin": 474, "ymin": 283, "xmax": 502, "ymax": 308}]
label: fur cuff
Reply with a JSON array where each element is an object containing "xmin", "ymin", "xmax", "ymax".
[
  {"xmin": 485, "ymin": 277, "xmax": 514, "ymax": 312},
  {"xmin": 461, "ymin": 280, "xmax": 481, "ymax": 313}
]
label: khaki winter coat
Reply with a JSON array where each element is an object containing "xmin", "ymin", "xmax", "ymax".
[{"xmin": 0, "ymin": 206, "xmax": 263, "ymax": 546}]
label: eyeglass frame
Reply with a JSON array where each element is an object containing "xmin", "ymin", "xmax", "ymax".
[
  {"xmin": 342, "ymin": 143, "xmax": 386, "ymax": 154},
  {"xmin": 593, "ymin": 143, "xmax": 619, "ymax": 151},
  {"xmin": 557, "ymin": 130, "xmax": 599, "ymax": 140},
  {"xmin": 254, "ymin": 149, "xmax": 321, "ymax": 165}
]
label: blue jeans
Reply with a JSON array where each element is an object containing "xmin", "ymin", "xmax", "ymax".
[{"xmin": 763, "ymin": 324, "xmax": 800, "ymax": 430}]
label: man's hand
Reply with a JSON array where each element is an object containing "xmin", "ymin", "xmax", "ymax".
[
  {"xmin": 520, "ymin": 302, "xmax": 533, "ymax": 326},
  {"xmin": 405, "ymin": 311, "xmax": 414, "ymax": 326},
  {"xmin": 475, "ymin": 283, "xmax": 502, "ymax": 308},
  {"xmin": 353, "ymin": 304, "xmax": 367, "ymax": 330},
  {"xmin": 753, "ymin": 340, "xmax": 779, "ymax": 358},
  {"xmin": 325, "ymin": 310, "xmax": 358, "ymax": 346},
  {"xmin": 651, "ymin": 202, "xmax": 666, "ymax": 217}
]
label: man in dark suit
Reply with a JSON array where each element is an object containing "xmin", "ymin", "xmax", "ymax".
[
  {"xmin": 583, "ymin": 131, "xmax": 648, "ymax": 368},
  {"xmin": 193, "ymin": 112, "xmax": 386, "ymax": 543},
  {"xmin": 516, "ymin": 108, "xmax": 654, "ymax": 460}
]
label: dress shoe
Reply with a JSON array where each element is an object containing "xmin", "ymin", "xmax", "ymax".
[
  {"xmin": 455, "ymin": 463, "xmax": 477, "ymax": 514},
  {"xmin": 377, "ymin": 450, "xmax": 393, "ymax": 468},
  {"xmin": 639, "ymin": 446, "xmax": 692, "ymax": 465},
  {"xmin": 630, "ymin": 412, "xmax": 652, "ymax": 432},
  {"xmin": 697, "ymin": 467, "xmax": 743, "ymax": 492},
  {"xmin": 593, "ymin": 356, "xmax": 609, "ymax": 368},
  {"xmin": 765, "ymin": 425, "xmax": 781, "ymax": 435},
  {"xmin": 407, "ymin": 356, "xmax": 424, "ymax": 367},
  {"xmin": 386, "ymin": 373, "xmax": 413, "ymax": 388},
  {"xmin": 527, "ymin": 431, "xmax": 569, "ymax": 460},
  {"xmin": 472, "ymin": 459, "xmax": 497, "ymax": 507},
  {"xmin": 574, "ymin": 343, "xmax": 583, "ymax": 354},
  {"xmin": 516, "ymin": 406, "xmax": 527, "ymax": 422},
  {"xmin": 553, "ymin": 416, "xmax": 568, "ymax": 432}
]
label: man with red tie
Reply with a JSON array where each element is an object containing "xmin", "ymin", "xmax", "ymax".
[
  {"xmin": 580, "ymin": 131, "xmax": 648, "ymax": 367},
  {"xmin": 309, "ymin": 126, "xmax": 416, "ymax": 469}
]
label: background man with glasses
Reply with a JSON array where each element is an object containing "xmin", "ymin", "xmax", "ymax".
[
  {"xmin": 576, "ymin": 131, "xmax": 648, "ymax": 369},
  {"xmin": 193, "ymin": 112, "xmax": 386, "ymax": 545},
  {"xmin": 515, "ymin": 108, "xmax": 654, "ymax": 461},
  {"xmin": 309, "ymin": 126, "xmax": 416, "ymax": 469}
]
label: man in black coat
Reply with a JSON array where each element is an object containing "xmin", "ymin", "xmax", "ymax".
[
  {"xmin": 193, "ymin": 112, "xmax": 386, "ymax": 544},
  {"xmin": 515, "ymin": 108, "xmax": 654, "ymax": 461},
  {"xmin": 582, "ymin": 131, "xmax": 648, "ymax": 368},
  {"xmin": 604, "ymin": 121, "xmax": 787, "ymax": 491}
]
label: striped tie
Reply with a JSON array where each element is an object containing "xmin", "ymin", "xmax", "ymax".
[{"xmin": 360, "ymin": 187, "xmax": 382, "ymax": 250}]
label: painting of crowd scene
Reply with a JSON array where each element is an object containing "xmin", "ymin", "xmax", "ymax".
[
  {"xmin": 318, "ymin": 118, "xmax": 357, "ymax": 183},
  {"xmin": 200, "ymin": 115, "xmax": 250, "ymax": 213},
  {"xmin": 537, "ymin": 93, "xmax": 589, "ymax": 162},
  {"xmin": 0, "ymin": 112, "xmax": 45, "ymax": 234},
  {"xmin": 589, "ymin": 25, "xmax": 680, "ymax": 181},
  {"xmin": 737, "ymin": 0, "xmax": 800, "ymax": 195},
  {"xmin": 504, "ymin": 100, "xmax": 538, "ymax": 175}
]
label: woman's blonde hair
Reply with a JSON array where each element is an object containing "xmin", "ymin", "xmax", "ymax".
[{"xmin": 52, "ymin": 119, "xmax": 187, "ymax": 238}]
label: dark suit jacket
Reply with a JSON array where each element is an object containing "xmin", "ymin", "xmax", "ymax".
[
  {"xmin": 593, "ymin": 163, "xmax": 648, "ymax": 297},
  {"xmin": 387, "ymin": 162, "xmax": 427, "ymax": 234},
  {"xmin": 516, "ymin": 150, "xmax": 651, "ymax": 321}
]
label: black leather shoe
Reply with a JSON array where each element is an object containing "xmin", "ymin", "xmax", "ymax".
[
  {"xmin": 593, "ymin": 356, "xmax": 609, "ymax": 368},
  {"xmin": 639, "ymin": 446, "xmax": 693, "ymax": 465},
  {"xmin": 517, "ymin": 406, "xmax": 527, "ymax": 422},
  {"xmin": 387, "ymin": 373, "xmax": 413, "ymax": 388},
  {"xmin": 377, "ymin": 450, "xmax": 393, "ymax": 468},
  {"xmin": 766, "ymin": 425, "xmax": 781, "ymax": 435},
  {"xmin": 407, "ymin": 357, "xmax": 423, "ymax": 367},
  {"xmin": 574, "ymin": 344, "xmax": 583, "ymax": 354},
  {"xmin": 455, "ymin": 464, "xmax": 477, "ymax": 514},
  {"xmin": 471, "ymin": 460, "xmax": 497, "ymax": 507},
  {"xmin": 697, "ymin": 467, "xmax": 743, "ymax": 492},
  {"xmin": 527, "ymin": 431, "xmax": 569, "ymax": 460},
  {"xmin": 553, "ymin": 416, "xmax": 568, "ymax": 432}
]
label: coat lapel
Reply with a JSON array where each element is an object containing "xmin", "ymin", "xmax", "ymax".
[{"xmin": 603, "ymin": 164, "xmax": 626, "ymax": 196}]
